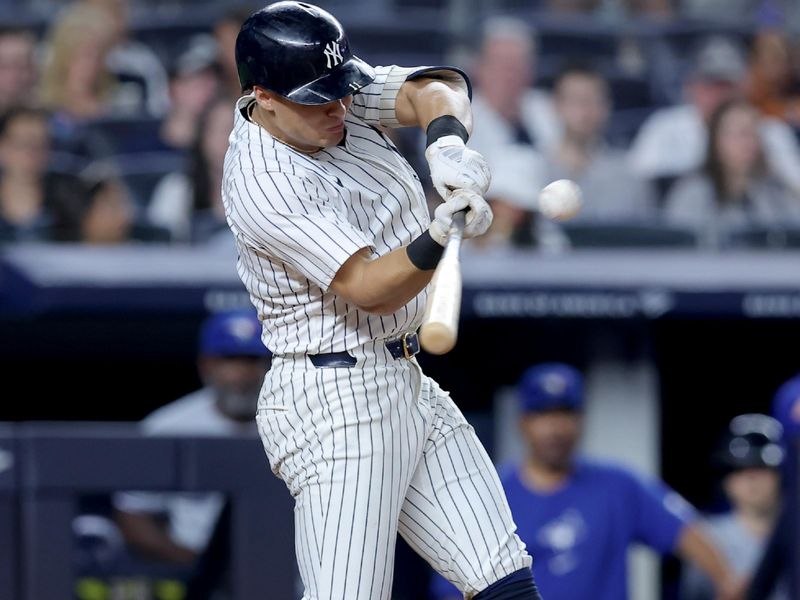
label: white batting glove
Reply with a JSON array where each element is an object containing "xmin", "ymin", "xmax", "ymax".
[
  {"xmin": 429, "ymin": 189, "xmax": 493, "ymax": 246},
  {"xmin": 425, "ymin": 135, "xmax": 491, "ymax": 200}
]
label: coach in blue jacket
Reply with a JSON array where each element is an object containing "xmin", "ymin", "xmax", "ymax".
[{"xmin": 431, "ymin": 363, "xmax": 741, "ymax": 600}]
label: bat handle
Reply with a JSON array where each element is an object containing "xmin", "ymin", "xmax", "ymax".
[
  {"xmin": 445, "ymin": 209, "xmax": 467, "ymax": 255},
  {"xmin": 451, "ymin": 208, "xmax": 467, "ymax": 232}
]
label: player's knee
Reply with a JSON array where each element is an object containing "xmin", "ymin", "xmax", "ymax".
[{"xmin": 472, "ymin": 568, "xmax": 542, "ymax": 600}]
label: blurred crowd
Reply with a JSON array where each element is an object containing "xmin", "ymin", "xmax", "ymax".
[
  {"xmin": 469, "ymin": 14, "xmax": 800, "ymax": 252},
  {"xmin": 0, "ymin": 0, "xmax": 249, "ymax": 245},
  {"xmin": 1, "ymin": 0, "xmax": 800, "ymax": 250}
]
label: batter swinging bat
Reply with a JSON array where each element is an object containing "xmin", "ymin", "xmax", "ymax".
[{"xmin": 420, "ymin": 209, "xmax": 466, "ymax": 355}]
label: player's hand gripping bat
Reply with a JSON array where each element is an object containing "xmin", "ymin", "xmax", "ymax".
[{"xmin": 419, "ymin": 209, "xmax": 466, "ymax": 355}]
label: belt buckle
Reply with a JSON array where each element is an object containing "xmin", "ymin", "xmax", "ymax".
[{"xmin": 401, "ymin": 332, "xmax": 415, "ymax": 360}]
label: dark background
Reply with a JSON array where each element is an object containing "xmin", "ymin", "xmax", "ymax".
[{"xmin": 3, "ymin": 311, "xmax": 796, "ymax": 512}]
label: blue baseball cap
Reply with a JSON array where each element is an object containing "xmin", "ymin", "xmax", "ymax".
[
  {"xmin": 199, "ymin": 310, "xmax": 271, "ymax": 357},
  {"xmin": 518, "ymin": 363, "xmax": 584, "ymax": 413},
  {"xmin": 772, "ymin": 373, "xmax": 800, "ymax": 439}
]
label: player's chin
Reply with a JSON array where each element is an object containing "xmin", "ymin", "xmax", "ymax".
[{"xmin": 318, "ymin": 125, "xmax": 345, "ymax": 147}]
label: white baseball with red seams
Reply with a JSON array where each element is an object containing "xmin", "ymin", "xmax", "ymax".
[{"xmin": 538, "ymin": 179, "xmax": 583, "ymax": 221}]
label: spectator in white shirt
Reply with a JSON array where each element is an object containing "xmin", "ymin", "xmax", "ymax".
[
  {"xmin": 629, "ymin": 36, "xmax": 800, "ymax": 196},
  {"xmin": 468, "ymin": 15, "xmax": 561, "ymax": 172}
]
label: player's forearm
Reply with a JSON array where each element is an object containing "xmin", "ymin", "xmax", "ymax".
[
  {"xmin": 115, "ymin": 510, "xmax": 197, "ymax": 565},
  {"xmin": 676, "ymin": 524, "xmax": 737, "ymax": 595},
  {"xmin": 395, "ymin": 78, "xmax": 473, "ymax": 133},
  {"xmin": 331, "ymin": 246, "xmax": 434, "ymax": 315}
]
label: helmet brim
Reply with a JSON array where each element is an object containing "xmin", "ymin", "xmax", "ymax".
[{"xmin": 286, "ymin": 56, "xmax": 375, "ymax": 105}]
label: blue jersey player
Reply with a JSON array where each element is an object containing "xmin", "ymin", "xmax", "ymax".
[{"xmin": 431, "ymin": 363, "xmax": 741, "ymax": 600}]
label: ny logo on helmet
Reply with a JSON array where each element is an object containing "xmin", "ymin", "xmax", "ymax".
[{"xmin": 324, "ymin": 41, "xmax": 343, "ymax": 69}]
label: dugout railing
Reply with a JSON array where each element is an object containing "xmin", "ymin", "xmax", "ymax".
[
  {"xmin": 11, "ymin": 423, "xmax": 295, "ymax": 600},
  {"xmin": 0, "ymin": 424, "xmax": 18, "ymax": 600},
  {"xmin": 2, "ymin": 424, "xmax": 799, "ymax": 599}
]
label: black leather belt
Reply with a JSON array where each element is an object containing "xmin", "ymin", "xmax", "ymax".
[
  {"xmin": 308, "ymin": 332, "xmax": 420, "ymax": 368},
  {"xmin": 385, "ymin": 332, "xmax": 420, "ymax": 359}
]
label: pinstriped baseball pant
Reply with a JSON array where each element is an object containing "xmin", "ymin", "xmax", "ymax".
[{"xmin": 256, "ymin": 340, "xmax": 532, "ymax": 600}]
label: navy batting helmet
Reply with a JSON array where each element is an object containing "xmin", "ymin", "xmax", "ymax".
[
  {"xmin": 714, "ymin": 413, "xmax": 785, "ymax": 473},
  {"xmin": 235, "ymin": 1, "xmax": 375, "ymax": 104}
]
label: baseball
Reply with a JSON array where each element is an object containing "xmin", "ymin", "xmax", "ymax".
[{"xmin": 538, "ymin": 179, "xmax": 583, "ymax": 221}]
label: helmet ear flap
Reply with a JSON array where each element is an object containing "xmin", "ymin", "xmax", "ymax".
[{"xmin": 237, "ymin": 62, "xmax": 254, "ymax": 93}]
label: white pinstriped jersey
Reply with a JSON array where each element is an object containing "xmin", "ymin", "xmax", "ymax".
[
  {"xmin": 222, "ymin": 65, "xmax": 462, "ymax": 355},
  {"xmin": 232, "ymin": 61, "xmax": 534, "ymax": 599}
]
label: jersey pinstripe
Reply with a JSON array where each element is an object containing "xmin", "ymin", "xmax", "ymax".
[{"xmin": 222, "ymin": 66, "xmax": 441, "ymax": 355}]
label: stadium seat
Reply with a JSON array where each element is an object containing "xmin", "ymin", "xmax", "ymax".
[
  {"xmin": 84, "ymin": 116, "xmax": 167, "ymax": 156},
  {"xmin": 537, "ymin": 26, "xmax": 619, "ymax": 64},
  {"xmin": 114, "ymin": 152, "xmax": 187, "ymax": 208},
  {"xmin": 606, "ymin": 107, "xmax": 657, "ymax": 147},
  {"xmin": 561, "ymin": 221, "xmax": 699, "ymax": 248},
  {"xmin": 130, "ymin": 223, "xmax": 172, "ymax": 243}
]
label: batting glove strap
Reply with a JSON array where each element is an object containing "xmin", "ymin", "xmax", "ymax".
[{"xmin": 425, "ymin": 136, "xmax": 492, "ymax": 201}]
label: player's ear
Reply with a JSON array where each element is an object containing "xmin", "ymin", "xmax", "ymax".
[{"xmin": 253, "ymin": 86, "xmax": 276, "ymax": 111}]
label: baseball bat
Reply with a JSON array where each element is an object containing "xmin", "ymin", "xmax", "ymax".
[{"xmin": 419, "ymin": 209, "xmax": 466, "ymax": 355}]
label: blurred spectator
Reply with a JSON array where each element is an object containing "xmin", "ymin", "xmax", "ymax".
[
  {"xmin": 0, "ymin": 106, "xmax": 82, "ymax": 242},
  {"xmin": 746, "ymin": 29, "xmax": 800, "ymax": 127},
  {"xmin": 159, "ymin": 35, "xmax": 221, "ymax": 153},
  {"xmin": 473, "ymin": 146, "xmax": 569, "ymax": 253},
  {"xmin": 213, "ymin": 6, "xmax": 254, "ymax": 99},
  {"xmin": 0, "ymin": 27, "xmax": 39, "ymax": 113},
  {"xmin": 545, "ymin": 0, "xmax": 673, "ymax": 19},
  {"xmin": 469, "ymin": 16, "xmax": 561, "ymax": 167},
  {"xmin": 681, "ymin": 414, "xmax": 787, "ymax": 600},
  {"xmin": 544, "ymin": 63, "xmax": 656, "ymax": 221},
  {"xmin": 40, "ymin": 4, "xmax": 122, "ymax": 122},
  {"xmin": 80, "ymin": 0, "xmax": 170, "ymax": 117},
  {"xmin": 544, "ymin": 0, "xmax": 601, "ymax": 13},
  {"xmin": 431, "ymin": 363, "xmax": 739, "ymax": 600},
  {"xmin": 51, "ymin": 162, "xmax": 167, "ymax": 244},
  {"xmin": 746, "ymin": 374, "xmax": 800, "ymax": 600},
  {"xmin": 147, "ymin": 96, "xmax": 232, "ymax": 243},
  {"xmin": 39, "ymin": 3, "xmax": 125, "ymax": 164},
  {"xmin": 681, "ymin": 0, "xmax": 760, "ymax": 22},
  {"xmin": 630, "ymin": 36, "xmax": 800, "ymax": 196},
  {"xmin": 623, "ymin": 0, "xmax": 673, "ymax": 20},
  {"xmin": 114, "ymin": 309, "xmax": 270, "ymax": 566},
  {"xmin": 664, "ymin": 99, "xmax": 800, "ymax": 248},
  {"xmin": 479, "ymin": 146, "xmax": 542, "ymax": 250}
]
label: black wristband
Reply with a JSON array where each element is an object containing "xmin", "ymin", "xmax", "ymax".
[
  {"xmin": 406, "ymin": 230, "xmax": 445, "ymax": 270},
  {"xmin": 425, "ymin": 115, "xmax": 469, "ymax": 147}
]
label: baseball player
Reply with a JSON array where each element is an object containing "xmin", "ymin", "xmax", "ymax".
[
  {"xmin": 745, "ymin": 376, "xmax": 800, "ymax": 600},
  {"xmin": 222, "ymin": 3, "xmax": 541, "ymax": 599},
  {"xmin": 681, "ymin": 414, "xmax": 786, "ymax": 600},
  {"xmin": 432, "ymin": 363, "xmax": 741, "ymax": 600},
  {"xmin": 114, "ymin": 310, "xmax": 270, "ymax": 566}
]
